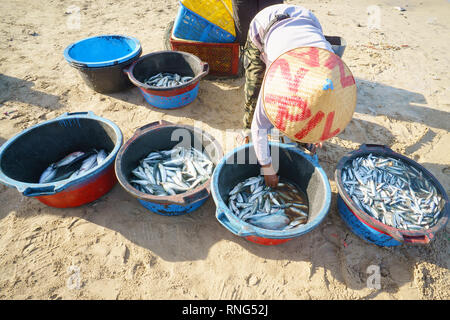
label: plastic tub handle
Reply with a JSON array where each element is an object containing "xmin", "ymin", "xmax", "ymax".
[
  {"xmin": 385, "ymin": 228, "xmax": 404, "ymax": 243},
  {"xmin": 22, "ymin": 185, "xmax": 56, "ymax": 197},
  {"xmin": 216, "ymin": 204, "xmax": 255, "ymax": 237},
  {"xmin": 123, "ymin": 60, "xmax": 138, "ymax": 76},
  {"xmin": 57, "ymin": 111, "xmax": 96, "ymax": 118},
  {"xmin": 190, "ymin": 62, "xmax": 209, "ymax": 83},
  {"xmin": 123, "ymin": 67, "xmax": 130, "ymax": 75},
  {"xmin": 200, "ymin": 62, "xmax": 209, "ymax": 77},
  {"xmin": 135, "ymin": 120, "xmax": 173, "ymax": 134},
  {"xmin": 359, "ymin": 144, "xmax": 393, "ymax": 153},
  {"xmin": 20, "ymin": 176, "xmax": 76, "ymax": 196},
  {"xmin": 182, "ymin": 188, "xmax": 210, "ymax": 206},
  {"xmin": 403, "ymin": 234, "xmax": 432, "ymax": 245}
]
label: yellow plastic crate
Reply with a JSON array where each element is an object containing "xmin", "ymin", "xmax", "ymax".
[{"xmin": 181, "ymin": 0, "xmax": 235, "ymax": 37}]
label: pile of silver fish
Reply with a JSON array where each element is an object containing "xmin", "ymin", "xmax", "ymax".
[
  {"xmin": 144, "ymin": 73, "xmax": 193, "ymax": 88},
  {"xmin": 227, "ymin": 176, "xmax": 309, "ymax": 231},
  {"xmin": 39, "ymin": 149, "xmax": 108, "ymax": 183},
  {"xmin": 341, "ymin": 154, "xmax": 444, "ymax": 230},
  {"xmin": 130, "ymin": 146, "xmax": 213, "ymax": 196}
]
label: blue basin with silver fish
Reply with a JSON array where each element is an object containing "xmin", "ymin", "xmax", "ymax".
[
  {"xmin": 211, "ymin": 142, "xmax": 332, "ymax": 245},
  {"xmin": 114, "ymin": 120, "xmax": 223, "ymax": 216},
  {"xmin": 335, "ymin": 144, "xmax": 449, "ymax": 246},
  {"xmin": 124, "ymin": 51, "xmax": 209, "ymax": 109}
]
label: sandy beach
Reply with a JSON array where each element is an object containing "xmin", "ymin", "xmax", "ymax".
[{"xmin": 0, "ymin": 0, "xmax": 449, "ymax": 299}]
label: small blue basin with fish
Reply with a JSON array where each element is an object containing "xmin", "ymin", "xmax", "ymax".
[
  {"xmin": 211, "ymin": 143, "xmax": 332, "ymax": 245},
  {"xmin": 124, "ymin": 51, "xmax": 209, "ymax": 109}
]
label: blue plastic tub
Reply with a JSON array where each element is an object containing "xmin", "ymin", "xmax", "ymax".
[
  {"xmin": 115, "ymin": 120, "xmax": 223, "ymax": 216},
  {"xmin": 0, "ymin": 111, "xmax": 123, "ymax": 208},
  {"xmin": 125, "ymin": 51, "xmax": 209, "ymax": 109},
  {"xmin": 335, "ymin": 144, "xmax": 449, "ymax": 246},
  {"xmin": 338, "ymin": 195, "xmax": 401, "ymax": 247},
  {"xmin": 64, "ymin": 35, "xmax": 142, "ymax": 93},
  {"xmin": 211, "ymin": 143, "xmax": 332, "ymax": 245},
  {"xmin": 64, "ymin": 35, "xmax": 141, "ymax": 68},
  {"xmin": 173, "ymin": 3, "xmax": 236, "ymax": 43}
]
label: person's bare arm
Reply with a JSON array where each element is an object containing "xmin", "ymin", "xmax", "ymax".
[{"xmin": 261, "ymin": 162, "xmax": 279, "ymax": 187}]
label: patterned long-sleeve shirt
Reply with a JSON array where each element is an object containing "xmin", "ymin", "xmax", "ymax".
[{"xmin": 249, "ymin": 4, "xmax": 333, "ymax": 166}]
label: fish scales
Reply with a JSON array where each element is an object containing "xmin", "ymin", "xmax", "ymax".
[
  {"xmin": 227, "ymin": 176, "xmax": 309, "ymax": 231},
  {"xmin": 129, "ymin": 146, "xmax": 214, "ymax": 196},
  {"xmin": 144, "ymin": 72, "xmax": 194, "ymax": 88},
  {"xmin": 342, "ymin": 154, "xmax": 442, "ymax": 230},
  {"xmin": 39, "ymin": 149, "xmax": 108, "ymax": 184}
]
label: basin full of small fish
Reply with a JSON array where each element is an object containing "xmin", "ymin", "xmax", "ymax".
[
  {"xmin": 39, "ymin": 149, "xmax": 108, "ymax": 184},
  {"xmin": 341, "ymin": 154, "xmax": 444, "ymax": 231},
  {"xmin": 129, "ymin": 146, "xmax": 214, "ymax": 196},
  {"xmin": 227, "ymin": 176, "xmax": 309, "ymax": 231},
  {"xmin": 144, "ymin": 73, "xmax": 193, "ymax": 88}
]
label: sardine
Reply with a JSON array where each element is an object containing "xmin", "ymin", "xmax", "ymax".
[
  {"xmin": 79, "ymin": 154, "xmax": 98, "ymax": 172},
  {"xmin": 129, "ymin": 146, "xmax": 214, "ymax": 196}
]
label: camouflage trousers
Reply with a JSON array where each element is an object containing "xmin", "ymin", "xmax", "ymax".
[{"xmin": 242, "ymin": 36, "xmax": 266, "ymax": 130}]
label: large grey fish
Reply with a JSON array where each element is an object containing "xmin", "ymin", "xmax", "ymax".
[
  {"xmin": 247, "ymin": 212, "xmax": 291, "ymax": 230},
  {"xmin": 39, "ymin": 149, "xmax": 109, "ymax": 183},
  {"xmin": 54, "ymin": 151, "xmax": 85, "ymax": 168}
]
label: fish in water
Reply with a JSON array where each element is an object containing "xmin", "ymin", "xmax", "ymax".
[
  {"xmin": 144, "ymin": 72, "xmax": 193, "ymax": 88},
  {"xmin": 39, "ymin": 149, "xmax": 109, "ymax": 183},
  {"xmin": 129, "ymin": 146, "xmax": 214, "ymax": 196},
  {"xmin": 341, "ymin": 153, "xmax": 444, "ymax": 231},
  {"xmin": 227, "ymin": 176, "xmax": 309, "ymax": 231},
  {"xmin": 247, "ymin": 212, "xmax": 291, "ymax": 230}
]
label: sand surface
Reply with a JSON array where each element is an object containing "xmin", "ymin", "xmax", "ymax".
[{"xmin": 0, "ymin": 0, "xmax": 449, "ymax": 300}]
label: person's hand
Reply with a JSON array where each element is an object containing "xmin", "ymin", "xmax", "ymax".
[
  {"xmin": 261, "ymin": 163, "xmax": 279, "ymax": 188},
  {"xmin": 264, "ymin": 173, "xmax": 279, "ymax": 188}
]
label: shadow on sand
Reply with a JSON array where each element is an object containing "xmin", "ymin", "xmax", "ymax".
[
  {"xmin": 106, "ymin": 78, "xmax": 246, "ymax": 133},
  {"xmin": 0, "ymin": 74, "xmax": 63, "ymax": 110}
]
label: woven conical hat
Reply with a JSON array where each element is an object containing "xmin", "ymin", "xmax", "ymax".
[{"xmin": 262, "ymin": 47, "xmax": 357, "ymax": 143}]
